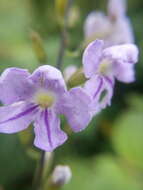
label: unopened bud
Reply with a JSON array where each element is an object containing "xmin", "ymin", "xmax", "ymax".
[
  {"xmin": 63, "ymin": 65, "xmax": 78, "ymax": 82},
  {"xmin": 51, "ymin": 165, "xmax": 72, "ymax": 187},
  {"xmin": 55, "ymin": 0, "xmax": 68, "ymax": 24},
  {"xmin": 68, "ymin": 6, "xmax": 80, "ymax": 28},
  {"xmin": 30, "ymin": 31, "xmax": 47, "ymax": 64},
  {"xmin": 67, "ymin": 67, "xmax": 87, "ymax": 88}
]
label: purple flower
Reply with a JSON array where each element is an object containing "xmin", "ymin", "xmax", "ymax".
[
  {"xmin": 83, "ymin": 40, "xmax": 139, "ymax": 111},
  {"xmin": 84, "ymin": 12, "xmax": 112, "ymax": 42},
  {"xmin": 0, "ymin": 65, "xmax": 92, "ymax": 152},
  {"xmin": 108, "ymin": 0, "xmax": 126, "ymax": 20},
  {"xmin": 84, "ymin": 0, "xmax": 134, "ymax": 47},
  {"xmin": 105, "ymin": 17, "xmax": 134, "ymax": 47}
]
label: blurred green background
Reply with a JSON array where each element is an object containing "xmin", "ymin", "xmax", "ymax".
[{"xmin": 0, "ymin": 0, "xmax": 143, "ymax": 189}]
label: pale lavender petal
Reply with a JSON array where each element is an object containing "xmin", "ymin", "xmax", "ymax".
[
  {"xmin": 113, "ymin": 62, "xmax": 135, "ymax": 83},
  {"xmin": 84, "ymin": 75, "xmax": 114, "ymax": 113},
  {"xmin": 84, "ymin": 11, "xmax": 112, "ymax": 41},
  {"xmin": 105, "ymin": 17, "xmax": 134, "ymax": 47},
  {"xmin": 84, "ymin": 75, "xmax": 103, "ymax": 115},
  {"xmin": 34, "ymin": 109, "xmax": 67, "ymax": 152},
  {"xmin": 84, "ymin": 75, "xmax": 103, "ymax": 99},
  {"xmin": 101, "ymin": 76, "xmax": 114, "ymax": 108},
  {"xmin": 29, "ymin": 65, "xmax": 67, "ymax": 95},
  {"xmin": 0, "ymin": 68, "xmax": 34, "ymax": 105},
  {"xmin": 108, "ymin": 0, "xmax": 126, "ymax": 19},
  {"xmin": 103, "ymin": 44, "xmax": 139, "ymax": 65},
  {"xmin": 0, "ymin": 102, "xmax": 38, "ymax": 133},
  {"xmin": 58, "ymin": 87, "xmax": 92, "ymax": 132},
  {"xmin": 83, "ymin": 40, "xmax": 104, "ymax": 78}
]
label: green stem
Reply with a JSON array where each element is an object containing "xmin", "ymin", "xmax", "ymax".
[
  {"xmin": 32, "ymin": 151, "xmax": 45, "ymax": 190},
  {"xmin": 56, "ymin": 0, "xmax": 74, "ymax": 69}
]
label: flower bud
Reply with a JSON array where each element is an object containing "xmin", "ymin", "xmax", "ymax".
[
  {"xmin": 55, "ymin": 0, "xmax": 68, "ymax": 24},
  {"xmin": 30, "ymin": 31, "xmax": 47, "ymax": 64},
  {"xmin": 51, "ymin": 165, "xmax": 72, "ymax": 187},
  {"xmin": 63, "ymin": 65, "xmax": 78, "ymax": 82},
  {"xmin": 68, "ymin": 6, "xmax": 80, "ymax": 28},
  {"xmin": 67, "ymin": 68, "xmax": 87, "ymax": 88}
]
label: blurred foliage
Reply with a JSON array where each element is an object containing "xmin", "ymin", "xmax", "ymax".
[{"xmin": 0, "ymin": 0, "xmax": 143, "ymax": 190}]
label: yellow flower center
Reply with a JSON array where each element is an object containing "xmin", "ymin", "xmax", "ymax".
[
  {"xmin": 98, "ymin": 59, "xmax": 112, "ymax": 75},
  {"xmin": 35, "ymin": 91, "xmax": 56, "ymax": 108}
]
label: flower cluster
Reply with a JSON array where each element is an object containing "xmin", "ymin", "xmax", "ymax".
[
  {"xmin": 84, "ymin": 0, "xmax": 134, "ymax": 47},
  {"xmin": 0, "ymin": 39, "xmax": 139, "ymax": 152}
]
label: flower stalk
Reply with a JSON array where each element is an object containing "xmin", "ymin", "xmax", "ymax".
[
  {"xmin": 56, "ymin": 0, "xmax": 74, "ymax": 69},
  {"xmin": 32, "ymin": 151, "xmax": 45, "ymax": 190}
]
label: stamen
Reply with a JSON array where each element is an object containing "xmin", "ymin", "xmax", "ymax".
[{"xmin": 35, "ymin": 91, "xmax": 56, "ymax": 108}]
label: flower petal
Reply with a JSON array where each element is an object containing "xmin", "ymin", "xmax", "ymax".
[
  {"xmin": 103, "ymin": 44, "xmax": 139, "ymax": 65},
  {"xmin": 84, "ymin": 11, "xmax": 112, "ymax": 41},
  {"xmin": 83, "ymin": 40, "xmax": 104, "ymax": 78},
  {"xmin": 0, "ymin": 68, "xmax": 34, "ymax": 105},
  {"xmin": 84, "ymin": 75, "xmax": 114, "ymax": 113},
  {"xmin": 113, "ymin": 62, "xmax": 135, "ymax": 83},
  {"xmin": 34, "ymin": 109, "xmax": 67, "ymax": 152},
  {"xmin": 84, "ymin": 75, "xmax": 103, "ymax": 100},
  {"xmin": 0, "ymin": 102, "xmax": 37, "ymax": 133},
  {"xmin": 59, "ymin": 87, "xmax": 92, "ymax": 132},
  {"xmin": 105, "ymin": 17, "xmax": 134, "ymax": 47},
  {"xmin": 29, "ymin": 65, "xmax": 67, "ymax": 95},
  {"xmin": 108, "ymin": 0, "xmax": 126, "ymax": 19},
  {"xmin": 101, "ymin": 76, "xmax": 114, "ymax": 109}
]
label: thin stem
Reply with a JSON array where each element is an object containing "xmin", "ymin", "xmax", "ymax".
[
  {"xmin": 56, "ymin": 0, "xmax": 74, "ymax": 69},
  {"xmin": 32, "ymin": 151, "xmax": 45, "ymax": 190}
]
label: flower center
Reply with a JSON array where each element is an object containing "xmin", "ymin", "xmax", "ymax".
[
  {"xmin": 98, "ymin": 59, "xmax": 112, "ymax": 75},
  {"xmin": 35, "ymin": 91, "xmax": 56, "ymax": 108}
]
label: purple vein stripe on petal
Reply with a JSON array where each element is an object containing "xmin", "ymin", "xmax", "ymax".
[
  {"xmin": 93, "ymin": 77, "xmax": 103, "ymax": 99},
  {"xmin": 44, "ymin": 109, "xmax": 53, "ymax": 148},
  {"xmin": 0, "ymin": 105, "xmax": 38, "ymax": 124},
  {"xmin": 103, "ymin": 76, "xmax": 114, "ymax": 87}
]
